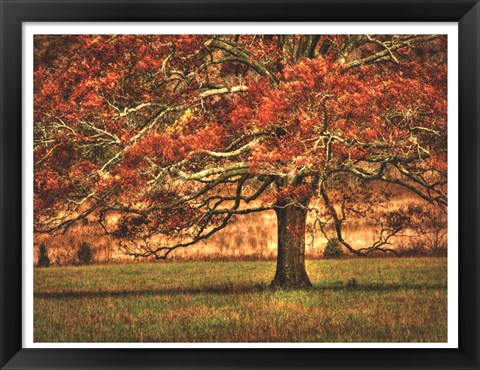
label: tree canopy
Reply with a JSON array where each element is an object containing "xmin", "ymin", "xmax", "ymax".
[{"xmin": 34, "ymin": 34, "xmax": 448, "ymax": 287}]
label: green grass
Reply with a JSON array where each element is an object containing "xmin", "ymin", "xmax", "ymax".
[{"xmin": 34, "ymin": 257, "xmax": 447, "ymax": 343}]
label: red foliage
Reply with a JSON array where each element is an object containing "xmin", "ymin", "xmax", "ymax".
[{"xmin": 33, "ymin": 34, "xmax": 448, "ymax": 241}]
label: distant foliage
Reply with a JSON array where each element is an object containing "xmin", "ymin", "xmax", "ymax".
[
  {"xmin": 37, "ymin": 243, "xmax": 50, "ymax": 267},
  {"xmin": 323, "ymin": 238, "xmax": 344, "ymax": 258},
  {"xmin": 77, "ymin": 242, "xmax": 94, "ymax": 265},
  {"xmin": 385, "ymin": 206, "xmax": 448, "ymax": 257}
]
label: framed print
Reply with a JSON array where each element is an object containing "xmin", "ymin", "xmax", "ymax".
[{"xmin": 1, "ymin": 0, "xmax": 479, "ymax": 369}]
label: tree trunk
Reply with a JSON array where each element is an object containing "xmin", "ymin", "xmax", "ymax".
[{"xmin": 271, "ymin": 204, "xmax": 312, "ymax": 288}]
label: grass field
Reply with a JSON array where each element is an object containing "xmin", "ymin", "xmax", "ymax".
[{"xmin": 34, "ymin": 257, "xmax": 447, "ymax": 343}]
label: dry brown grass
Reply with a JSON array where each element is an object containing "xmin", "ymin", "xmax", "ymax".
[{"xmin": 34, "ymin": 189, "xmax": 447, "ymax": 265}]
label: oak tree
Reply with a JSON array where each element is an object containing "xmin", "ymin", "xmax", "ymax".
[{"xmin": 34, "ymin": 34, "xmax": 447, "ymax": 287}]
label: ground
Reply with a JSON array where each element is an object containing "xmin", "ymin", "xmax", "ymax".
[{"xmin": 34, "ymin": 257, "xmax": 447, "ymax": 343}]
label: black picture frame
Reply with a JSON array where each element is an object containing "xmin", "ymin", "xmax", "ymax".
[{"xmin": 1, "ymin": 1, "xmax": 479, "ymax": 369}]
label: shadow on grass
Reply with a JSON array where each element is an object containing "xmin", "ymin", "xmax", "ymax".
[{"xmin": 34, "ymin": 282, "xmax": 447, "ymax": 300}]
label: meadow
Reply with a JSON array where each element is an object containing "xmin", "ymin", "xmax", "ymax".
[{"xmin": 34, "ymin": 257, "xmax": 448, "ymax": 343}]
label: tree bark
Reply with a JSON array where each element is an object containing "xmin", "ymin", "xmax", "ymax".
[{"xmin": 271, "ymin": 204, "xmax": 312, "ymax": 288}]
